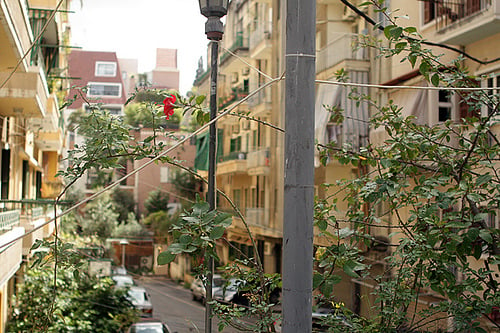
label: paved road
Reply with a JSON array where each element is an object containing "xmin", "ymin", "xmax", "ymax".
[{"xmin": 135, "ymin": 276, "xmax": 243, "ymax": 333}]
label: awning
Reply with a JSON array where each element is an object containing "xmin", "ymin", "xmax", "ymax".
[
  {"xmin": 194, "ymin": 129, "xmax": 223, "ymax": 171},
  {"xmin": 315, "ymin": 83, "xmax": 343, "ymax": 146}
]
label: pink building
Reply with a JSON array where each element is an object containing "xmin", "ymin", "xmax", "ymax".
[
  {"xmin": 67, "ymin": 50, "xmax": 127, "ymax": 114},
  {"xmin": 146, "ymin": 48, "xmax": 180, "ymax": 90}
]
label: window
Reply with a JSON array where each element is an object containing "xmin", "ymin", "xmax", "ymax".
[
  {"xmin": 438, "ymin": 90, "xmax": 453, "ymax": 121},
  {"xmin": 230, "ymin": 136, "xmax": 241, "ymax": 152},
  {"xmin": 486, "ymin": 74, "xmax": 500, "ymax": 116},
  {"xmin": 160, "ymin": 167, "xmax": 170, "ymax": 183},
  {"xmin": 423, "ymin": 0, "xmax": 437, "ymax": 24},
  {"xmin": 95, "ymin": 61, "xmax": 117, "ymax": 77},
  {"xmin": 87, "ymin": 83, "xmax": 122, "ymax": 97}
]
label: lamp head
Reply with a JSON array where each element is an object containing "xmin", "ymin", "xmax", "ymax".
[{"xmin": 198, "ymin": 0, "xmax": 228, "ymax": 18}]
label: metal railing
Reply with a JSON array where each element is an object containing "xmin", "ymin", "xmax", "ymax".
[
  {"xmin": 0, "ymin": 210, "xmax": 21, "ymax": 232},
  {"xmin": 220, "ymin": 32, "xmax": 249, "ymax": 64},
  {"xmin": 247, "ymin": 148, "xmax": 270, "ymax": 169},
  {"xmin": 435, "ymin": 0, "xmax": 491, "ymax": 30},
  {"xmin": 220, "ymin": 151, "xmax": 247, "ymax": 162},
  {"xmin": 248, "ymin": 85, "xmax": 272, "ymax": 108},
  {"xmin": 316, "ymin": 33, "xmax": 369, "ymax": 74},
  {"xmin": 245, "ymin": 207, "xmax": 269, "ymax": 227}
]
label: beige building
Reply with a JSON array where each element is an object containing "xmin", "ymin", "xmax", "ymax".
[
  {"xmin": 192, "ymin": 0, "xmax": 500, "ymax": 331},
  {"xmin": 0, "ymin": 0, "xmax": 71, "ymax": 331}
]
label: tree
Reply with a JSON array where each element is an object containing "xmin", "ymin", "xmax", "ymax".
[
  {"xmin": 80, "ymin": 191, "xmax": 119, "ymax": 241},
  {"xmin": 7, "ymin": 243, "xmax": 137, "ymax": 332},
  {"xmin": 112, "ymin": 212, "xmax": 150, "ymax": 238},
  {"xmin": 111, "ymin": 188, "xmax": 136, "ymax": 224},
  {"xmin": 171, "ymin": 170, "xmax": 202, "ymax": 203},
  {"xmin": 144, "ymin": 189, "xmax": 170, "ymax": 215}
]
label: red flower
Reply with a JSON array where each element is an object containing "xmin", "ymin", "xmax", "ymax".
[{"xmin": 163, "ymin": 94, "xmax": 176, "ymax": 119}]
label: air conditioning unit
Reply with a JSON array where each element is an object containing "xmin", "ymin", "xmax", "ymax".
[{"xmin": 140, "ymin": 256, "xmax": 153, "ymax": 269}]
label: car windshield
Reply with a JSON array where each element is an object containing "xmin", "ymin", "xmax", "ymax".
[
  {"xmin": 113, "ymin": 275, "xmax": 134, "ymax": 286},
  {"xmin": 129, "ymin": 290, "xmax": 148, "ymax": 302}
]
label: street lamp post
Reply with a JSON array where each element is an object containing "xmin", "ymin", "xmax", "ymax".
[
  {"xmin": 120, "ymin": 239, "xmax": 129, "ymax": 268},
  {"xmin": 198, "ymin": 1, "xmax": 228, "ymax": 333}
]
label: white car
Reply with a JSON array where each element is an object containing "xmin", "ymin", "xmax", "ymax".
[
  {"xmin": 190, "ymin": 274, "xmax": 225, "ymax": 303},
  {"xmin": 127, "ymin": 286, "xmax": 154, "ymax": 317},
  {"xmin": 112, "ymin": 274, "xmax": 135, "ymax": 288}
]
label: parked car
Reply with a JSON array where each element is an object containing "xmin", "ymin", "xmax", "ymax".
[
  {"xmin": 190, "ymin": 274, "xmax": 226, "ymax": 303},
  {"xmin": 273, "ymin": 308, "xmax": 353, "ymax": 333},
  {"xmin": 112, "ymin": 274, "xmax": 135, "ymax": 288},
  {"xmin": 127, "ymin": 286, "xmax": 153, "ymax": 317},
  {"xmin": 213, "ymin": 278, "xmax": 249, "ymax": 306},
  {"xmin": 112, "ymin": 266, "xmax": 128, "ymax": 275},
  {"xmin": 127, "ymin": 318, "xmax": 173, "ymax": 333}
]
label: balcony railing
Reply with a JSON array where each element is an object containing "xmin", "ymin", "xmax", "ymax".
[
  {"xmin": 0, "ymin": 210, "xmax": 21, "ymax": 232},
  {"xmin": 245, "ymin": 207, "xmax": 269, "ymax": 227},
  {"xmin": 248, "ymin": 85, "xmax": 272, "ymax": 108},
  {"xmin": 247, "ymin": 148, "xmax": 270, "ymax": 169},
  {"xmin": 435, "ymin": 0, "xmax": 491, "ymax": 30},
  {"xmin": 249, "ymin": 21, "xmax": 272, "ymax": 50},
  {"xmin": 218, "ymin": 88, "xmax": 249, "ymax": 109},
  {"xmin": 220, "ymin": 32, "xmax": 249, "ymax": 65},
  {"xmin": 316, "ymin": 33, "xmax": 368, "ymax": 74},
  {"xmin": 220, "ymin": 151, "xmax": 247, "ymax": 162}
]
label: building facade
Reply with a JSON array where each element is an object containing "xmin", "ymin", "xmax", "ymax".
[
  {"xmin": 0, "ymin": 0, "xmax": 71, "ymax": 331},
  {"xmin": 192, "ymin": 0, "xmax": 500, "ymax": 331}
]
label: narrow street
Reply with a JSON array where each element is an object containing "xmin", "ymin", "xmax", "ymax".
[{"xmin": 135, "ymin": 276, "xmax": 244, "ymax": 333}]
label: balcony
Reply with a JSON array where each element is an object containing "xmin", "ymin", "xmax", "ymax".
[
  {"xmin": 247, "ymin": 148, "xmax": 270, "ymax": 176},
  {"xmin": 218, "ymin": 87, "xmax": 249, "ymax": 110},
  {"xmin": 0, "ymin": 210, "xmax": 21, "ymax": 235},
  {"xmin": 30, "ymin": 95, "xmax": 64, "ymax": 151},
  {"xmin": 249, "ymin": 21, "xmax": 272, "ymax": 59},
  {"xmin": 220, "ymin": 32, "xmax": 249, "ymax": 73},
  {"xmin": 245, "ymin": 207, "xmax": 269, "ymax": 227},
  {"xmin": 0, "ymin": 67, "xmax": 48, "ymax": 117},
  {"xmin": 0, "ymin": 0, "xmax": 33, "ymax": 71},
  {"xmin": 316, "ymin": 33, "xmax": 369, "ymax": 75},
  {"xmin": 433, "ymin": 0, "xmax": 500, "ymax": 44},
  {"xmin": 248, "ymin": 84, "xmax": 272, "ymax": 117},
  {"xmin": 217, "ymin": 151, "xmax": 247, "ymax": 175}
]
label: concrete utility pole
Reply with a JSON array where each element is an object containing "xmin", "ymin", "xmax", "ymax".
[{"xmin": 283, "ymin": 0, "xmax": 316, "ymax": 332}]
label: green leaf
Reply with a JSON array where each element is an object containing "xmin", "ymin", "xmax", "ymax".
[
  {"xmin": 343, "ymin": 260, "xmax": 364, "ymax": 278},
  {"xmin": 404, "ymin": 26, "xmax": 417, "ymax": 34},
  {"xmin": 431, "ymin": 73, "xmax": 440, "ymax": 87},
  {"xmin": 193, "ymin": 201, "xmax": 210, "ymax": 215},
  {"xmin": 209, "ymin": 226, "xmax": 226, "ymax": 240},
  {"xmin": 389, "ymin": 26, "xmax": 403, "ymax": 39},
  {"xmin": 196, "ymin": 95, "xmax": 206, "ymax": 105},
  {"xmin": 479, "ymin": 229, "xmax": 493, "ymax": 244},
  {"xmin": 419, "ymin": 61, "xmax": 430, "ymax": 76},
  {"xmin": 313, "ymin": 273, "xmax": 323, "ymax": 289},
  {"xmin": 316, "ymin": 219, "xmax": 328, "ymax": 231},
  {"xmin": 214, "ymin": 212, "xmax": 233, "ymax": 227},
  {"xmin": 384, "ymin": 25, "xmax": 396, "ymax": 39},
  {"xmin": 179, "ymin": 234, "xmax": 193, "ymax": 244},
  {"xmin": 157, "ymin": 251, "xmax": 176, "ymax": 265}
]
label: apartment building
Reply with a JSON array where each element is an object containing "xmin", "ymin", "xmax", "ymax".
[
  {"xmin": 0, "ymin": 0, "xmax": 71, "ymax": 331},
  {"xmin": 194, "ymin": 0, "xmax": 284, "ymax": 275},
  {"xmin": 193, "ymin": 0, "xmax": 500, "ymax": 331},
  {"xmin": 65, "ymin": 50, "xmax": 128, "ymax": 193}
]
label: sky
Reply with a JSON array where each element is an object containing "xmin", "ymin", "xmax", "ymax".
[{"xmin": 68, "ymin": 0, "xmax": 209, "ymax": 95}]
